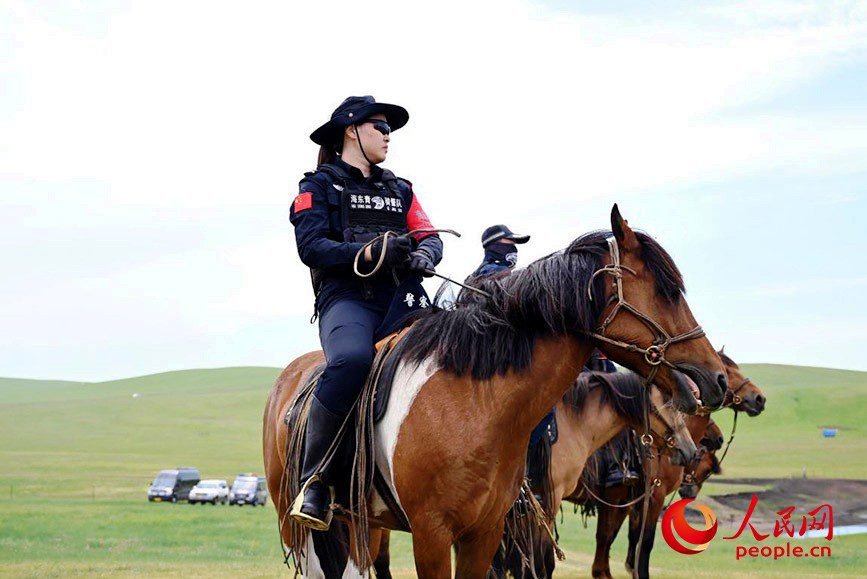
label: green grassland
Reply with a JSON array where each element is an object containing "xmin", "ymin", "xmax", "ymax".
[{"xmin": 0, "ymin": 363, "xmax": 864, "ymax": 577}]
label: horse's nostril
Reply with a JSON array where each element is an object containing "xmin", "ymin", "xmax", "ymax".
[
  {"xmin": 716, "ymin": 436, "xmax": 724, "ymax": 447},
  {"xmin": 756, "ymin": 395, "xmax": 766, "ymax": 409},
  {"xmin": 716, "ymin": 372, "xmax": 728, "ymax": 393}
]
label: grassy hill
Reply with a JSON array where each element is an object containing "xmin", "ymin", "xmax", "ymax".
[
  {"xmin": 705, "ymin": 364, "xmax": 867, "ymax": 480},
  {"xmin": 0, "ymin": 363, "xmax": 864, "ymax": 576}
]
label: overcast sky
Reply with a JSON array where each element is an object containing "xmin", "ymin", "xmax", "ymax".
[{"xmin": 2, "ymin": 1, "xmax": 866, "ymax": 381}]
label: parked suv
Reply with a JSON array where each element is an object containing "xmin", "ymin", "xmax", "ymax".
[
  {"xmin": 147, "ymin": 467, "xmax": 200, "ymax": 503},
  {"xmin": 188, "ymin": 479, "xmax": 229, "ymax": 505},
  {"xmin": 229, "ymin": 473, "xmax": 268, "ymax": 506}
]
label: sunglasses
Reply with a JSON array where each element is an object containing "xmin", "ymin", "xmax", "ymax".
[{"xmin": 364, "ymin": 119, "xmax": 391, "ymax": 135}]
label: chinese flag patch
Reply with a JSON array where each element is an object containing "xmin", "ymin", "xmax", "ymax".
[{"xmin": 293, "ymin": 192, "xmax": 313, "ymax": 213}]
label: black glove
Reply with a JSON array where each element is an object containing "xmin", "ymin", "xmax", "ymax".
[
  {"xmin": 370, "ymin": 236, "xmax": 412, "ymax": 267},
  {"xmin": 407, "ymin": 250, "xmax": 435, "ymax": 277}
]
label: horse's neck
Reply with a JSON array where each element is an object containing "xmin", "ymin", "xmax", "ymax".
[
  {"xmin": 504, "ymin": 336, "xmax": 594, "ymax": 438},
  {"xmin": 570, "ymin": 388, "xmax": 630, "ymax": 462},
  {"xmin": 552, "ymin": 389, "xmax": 630, "ymax": 500}
]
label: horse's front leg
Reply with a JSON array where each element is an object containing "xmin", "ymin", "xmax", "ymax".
[
  {"xmin": 635, "ymin": 488, "xmax": 665, "ymax": 579},
  {"xmin": 454, "ymin": 522, "xmax": 506, "ymax": 579},
  {"xmin": 372, "ymin": 529, "xmax": 392, "ymax": 579},
  {"xmin": 411, "ymin": 519, "xmax": 454, "ymax": 579},
  {"xmin": 593, "ymin": 501, "xmax": 629, "ymax": 579}
]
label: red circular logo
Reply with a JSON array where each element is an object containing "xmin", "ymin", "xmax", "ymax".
[{"xmin": 661, "ymin": 498, "xmax": 718, "ymax": 555}]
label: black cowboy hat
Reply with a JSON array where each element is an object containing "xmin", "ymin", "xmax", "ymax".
[
  {"xmin": 481, "ymin": 224, "xmax": 531, "ymax": 247},
  {"xmin": 310, "ymin": 95, "xmax": 409, "ymax": 146}
]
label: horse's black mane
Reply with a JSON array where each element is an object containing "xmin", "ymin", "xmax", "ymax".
[
  {"xmin": 563, "ymin": 371, "xmax": 646, "ymax": 427},
  {"xmin": 400, "ymin": 229, "xmax": 685, "ymax": 380}
]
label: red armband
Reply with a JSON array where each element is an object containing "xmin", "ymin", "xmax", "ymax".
[{"xmin": 407, "ymin": 194, "xmax": 435, "ymax": 240}]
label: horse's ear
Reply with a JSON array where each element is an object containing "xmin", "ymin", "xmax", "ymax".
[
  {"xmin": 610, "ymin": 204, "xmax": 639, "ymax": 251},
  {"xmin": 719, "ymin": 345, "xmax": 726, "ymax": 355}
]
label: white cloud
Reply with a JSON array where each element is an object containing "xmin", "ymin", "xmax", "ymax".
[{"xmin": 2, "ymin": 0, "xmax": 866, "ymax": 378}]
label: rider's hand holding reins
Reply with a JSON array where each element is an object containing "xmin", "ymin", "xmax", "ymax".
[
  {"xmin": 354, "ymin": 228, "xmax": 491, "ymax": 297},
  {"xmin": 407, "ymin": 249, "xmax": 435, "ymax": 277},
  {"xmin": 355, "ymin": 232, "xmax": 412, "ymax": 278},
  {"xmin": 368, "ymin": 236, "xmax": 412, "ymax": 266}
]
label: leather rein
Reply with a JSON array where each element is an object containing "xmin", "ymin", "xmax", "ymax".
[{"xmin": 677, "ymin": 377, "xmax": 753, "ymax": 502}]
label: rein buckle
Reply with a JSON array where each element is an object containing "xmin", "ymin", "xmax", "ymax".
[{"xmin": 645, "ymin": 345, "xmax": 663, "ymax": 366}]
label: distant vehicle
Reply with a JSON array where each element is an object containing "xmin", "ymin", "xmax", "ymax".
[
  {"xmin": 229, "ymin": 473, "xmax": 268, "ymax": 506},
  {"xmin": 188, "ymin": 479, "xmax": 229, "ymax": 505},
  {"xmin": 147, "ymin": 467, "xmax": 200, "ymax": 503}
]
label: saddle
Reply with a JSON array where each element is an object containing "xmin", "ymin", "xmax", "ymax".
[{"xmin": 283, "ymin": 328, "xmax": 414, "ymax": 532}]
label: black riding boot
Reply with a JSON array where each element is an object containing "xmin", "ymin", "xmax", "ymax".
[
  {"xmin": 290, "ymin": 396, "xmax": 344, "ymax": 530},
  {"xmin": 513, "ymin": 439, "xmax": 549, "ymax": 516},
  {"xmin": 526, "ymin": 440, "xmax": 549, "ymax": 492},
  {"xmin": 604, "ymin": 461, "xmax": 640, "ymax": 488}
]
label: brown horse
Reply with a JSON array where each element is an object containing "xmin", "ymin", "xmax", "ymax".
[
  {"xmin": 264, "ymin": 206, "xmax": 727, "ymax": 577},
  {"xmin": 587, "ymin": 351, "xmax": 766, "ymax": 579},
  {"xmin": 586, "ymin": 419, "xmax": 723, "ymax": 579},
  {"xmin": 312, "ymin": 372, "xmax": 698, "ymax": 579},
  {"xmin": 491, "ymin": 371, "xmax": 699, "ymax": 578}
]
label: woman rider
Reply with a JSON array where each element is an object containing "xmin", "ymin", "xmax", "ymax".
[{"xmin": 288, "ymin": 96, "xmax": 443, "ymax": 530}]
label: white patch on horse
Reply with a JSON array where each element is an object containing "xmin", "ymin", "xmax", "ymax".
[
  {"xmin": 299, "ymin": 531, "xmax": 325, "ymax": 578},
  {"xmin": 374, "ymin": 357, "xmax": 437, "ymax": 512},
  {"xmin": 342, "ymin": 559, "xmax": 368, "ymax": 578}
]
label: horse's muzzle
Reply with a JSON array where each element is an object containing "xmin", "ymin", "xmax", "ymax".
[
  {"xmin": 741, "ymin": 393, "xmax": 766, "ymax": 416},
  {"xmin": 679, "ymin": 484, "xmax": 698, "ymax": 499},
  {"xmin": 674, "ymin": 364, "xmax": 727, "ymax": 411},
  {"xmin": 670, "ymin": 446, "xmax": 692, "ymax": 468}
]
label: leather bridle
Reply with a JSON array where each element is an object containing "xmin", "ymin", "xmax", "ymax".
[
  {"xmin": 713, "ymin": 377, "xmax": 753, "ymax": 469},
  {"xmin": 642, "ymin": 401, "xmax": 682, "ymax": 457},
  {"xmin": 723, "ymin": 376, "xmax": 752, "ymax": 407},
  {"xmin": 585, "ymin": 237, "xmax": 706, "ymax": 390},
  {"xmin": 681, "ymin": 445, "xmax": 711, "ymax": 489}
]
